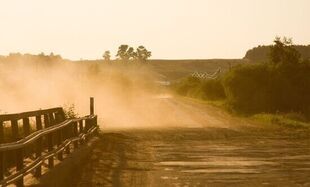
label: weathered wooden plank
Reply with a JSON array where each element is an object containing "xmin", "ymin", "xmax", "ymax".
[
  {"xmin": 84, "ymin": 119, "xmax": 91, "ymax": 142},
  {"xmin": 48, "ymin": 113, "xmax": 55, "ymax": 126},
  {"xmin": 57, "ymin": 129, "xmax": 63, "ymax": 161},
  {"xmin": 0, "ymin": 107, "xmax": 63, "ymax": 121},
  {"xmin": 0, "ymin": 151, "xmax": 3, "ymax": 181},
  {"xmin": 0, "ymin": 121, "xmax": 4, "ymax": 180},
  {"xmin": 73, "ymin": 122, "xmax": 79, "ymax": 149},
  {"xmin": 78, "ymin": 120, "xmax": 85, "ymax": 145},
  {"xmin": 54, "ymin": 113, "xmax": 61, "ymax": 124},
  {"xmin": 79, "ymin": 120, "xmax": 84, "ymax": 133},
  {"xmin": 0, "ymin": 120, "xmax": 72, "ymax": 152},
  {"xmin": 43, "ymin": 114, "xmax": 49, "ymax": 128},
  {"xmin": 35, "ymin": 115, "xmax": 42, "ymax": 177},
  {"xmin": 11, "ymin": 119, "xmax": 19, "ymax": 141},
  {"xmin": 35, "ymin": 115, "xmax": 42, "ymax": 130},
  {"xmin": 57, "ymin": 110, "xmax": 66, "ymax": 122},
  {"xmin": 44, "ymin": 114, "xmax": 54, "ymax": 168},
  {"xmin": 94, "ymin": 116, "xmax": 97, "ymax": 127},
  {"xmin": 16, "ymin": 148, "xmax": 24, "ymax": 187},
  {"xmin": 0, "ymin": 103, "xmax": 98, "ymax": 185},
  {"xmin": 63, "ymin": 123, "xmax": 71, "ymax": 154},
  {"xmin": 22, "ymin": 118, "xmax": 30, "ymax": 137},
  {"xmin": 0, "ymin": 121, "xmax": 4, "ymax": 143},
  {"xmin": 0, "ymin": 111, "xmax": 97, "ymax": 186},
  {"xmin": 47, "ymin": 135, "xmax": 54, "ymax": 168},
  {"xmin": 90, "ymin": 97, "xmax": 94, "ymax": 115}
]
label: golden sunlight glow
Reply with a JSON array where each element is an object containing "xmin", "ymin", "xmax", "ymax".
[{"xmin": 0, "ymin": 0, "xmax": 309, "ymax": 60}]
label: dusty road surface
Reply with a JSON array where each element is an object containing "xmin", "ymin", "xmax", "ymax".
[{"xmin": 76, "ymin": 97, "xmax": 310, "ymax": 187}]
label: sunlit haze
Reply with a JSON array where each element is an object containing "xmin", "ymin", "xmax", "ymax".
[{"xmin": 0, "ymin": 0, "xmax": 309, "ymax": 60}]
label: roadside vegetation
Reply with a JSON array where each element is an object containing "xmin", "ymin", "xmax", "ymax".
[
  {"xmin": 173, "ymin": 37, "xmax": 310, "ymax": 127},
  {"xmin": 244, "ymin": 42, "xmax": 310, "ymax": 63},
  {"xmin": 173, "ymin": 77, "xmax": 225, "ymax": 101}
]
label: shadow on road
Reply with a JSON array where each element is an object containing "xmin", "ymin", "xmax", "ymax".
[{"xmin": 76, "ymin": 128, "xmax": 310, "ymax": 187}]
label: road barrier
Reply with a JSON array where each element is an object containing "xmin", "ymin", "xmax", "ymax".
[{"xmin": 0, "ymin": 98, "xmax": 98, "ymax": 187}]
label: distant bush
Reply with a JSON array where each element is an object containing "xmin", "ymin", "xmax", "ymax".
[
  {"xmin": 222, "ymin": 64, "xmax": 272, "ymax": 113},
  {"xmin": 199, "ymin": 79, "xmax": 226, "ymax": 100},
  {"xmin": 174, "ymin": 77, "xmax": 201, "ymax": 96},
  {"xmin": 173, "ymin": 77, "xmax": 225, "ymax": 101},
  {"xmin": 173, "ymin": 37, "xmax": 310, "ymax": 122},
  {"xmin": 244, "ymin": 45, "xmax": 310, "ymax": 62},
  {"xmin": 223, "ymin": 61, "xmax": 310, "ymax": 118}
]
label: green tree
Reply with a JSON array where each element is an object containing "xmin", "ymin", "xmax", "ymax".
[
  {"xmin": 103, "ymin": 50, "xmax": 111, "ymax": 62},
  {"xmin": 222, "ymin": 37, "xmax": 310, "ymax": 117},
  {"xmin": 270, "ymin": 37, "xmax": 301, "ymax": 65},
  {"xmin": 135, "ymin": 46, "xmax": 152, "ymax": 63},
  {"xmin": 116, "ymin": 45, "xmax": 135, "ymax": 62}
]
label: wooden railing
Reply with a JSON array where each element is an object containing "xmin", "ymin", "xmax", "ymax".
[{"xmin": 0, "ymin": 98, "xmax": 98, "ymax": 187}]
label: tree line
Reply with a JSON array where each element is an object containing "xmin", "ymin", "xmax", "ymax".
[
  {"xmin": 103, "ymin": 45, "xmax": 151, "ymax": 63},
  {"xmin": 244, "ymin": 38, "xmax": 310, "ymax": 62},
  {"xmin": 174, "ymin": 37, "xmax": 310, "ymax": 120},
  {"xmin": 0, "ymin": 52, "xmax": 63, "ymax": 64}
]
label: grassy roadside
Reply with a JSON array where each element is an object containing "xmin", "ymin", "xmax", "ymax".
[
  {"xmin": 251, "ymin": 113, "xmax": 310, "ymax": 129},
  {"xmin": 177, "ymin": 95, "xmax": 310, "ymax": 130}
]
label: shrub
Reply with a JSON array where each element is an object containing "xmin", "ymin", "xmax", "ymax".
[
  {"xmin": 173, "ymin": 77, "xmax": 201, "ymax": 96},
  {"xmin": 222, "ymin": 64, "xmax": 273, "ymax": 114},
  {"xmin": 222, "ymin": 62, "xmax": 310, "ymax": 118},
  {"xmin": 173, "ymin": 77, "xmax": 225, "ymax": 101},
  {"xmin": 63, "ymin": 104, "xmax": 78, "ymax": 118},
  {"xmin": 199, "ymin": 79, "xmax": 226, "ymax": 100}
]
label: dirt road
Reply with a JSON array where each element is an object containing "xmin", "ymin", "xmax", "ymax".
[{"xmin": 76, "ymin": 97, "xmax": 310, "ymax": 187}]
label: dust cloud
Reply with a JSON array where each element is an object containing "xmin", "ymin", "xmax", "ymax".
[{"xmin": 0, "ymin": 58, "xmax": 181, "ymax": 130}]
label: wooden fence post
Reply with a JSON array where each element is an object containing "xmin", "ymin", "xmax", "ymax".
[
  {"xmin": 11, "ymin": 119, "xmax": 19, "ymax": 141},
  {"xmin": 90, "ymin": 97, "xmax": 94, "ymax": 115},
  {"xmin": 22, "ymin": 118, "xmax": 30, "ymax": 137},
  {"xmin": 11, "ymin": 119, "xmax": 24, "ymax": 186},
  {"xmin": 35, "ymin": 115, "xmax": 42, "ymax": 177},
  {"xmin": 57, "ymin": 128, "xmax": 63, "ymax": 160},
  {"xmin": 73, "ymin": 121, "xmax": 79, "ymax": 149},
  {"xmin": 0, "ymin": 121, "xmax": 4, "ymax": 143},
  {"xmin": 54, "ymin": 112, "xmax": 64, "ymax": 159},
  {"xmin": 59, "ymin": 110, "xmax": 66, "ymax": 122},
  {"xmin": 36, "ymin": 115, "xmax": 43, "ymax": 130},
  {"xmin": 79, "ymin": 120, "xmax": 84, "ymax": 134},
  {"xmin": 22, "ymin": 117, "xmax": 31, "ymax": 166},
  {"xmin": 94, "ymin": 116, "xmax": 98, "ymax": 134},
  {"xmin": 16, "ymin": 148, "xmax": 24, "ymax": 187},
  {"xmin": 79, "ymin": 120, "xmax": 84, "ymax": 145},
  {"xmin": 84, "ymin": 119, "xmax": 90, "ymax": 142},
  {"xmin": 0, "ymin": 121, "xmax": 4, "ymax": 181},
  {"xmin": 0, "ymin": 151, "xmax": 3, "ymax": 181},
  {"xmin": 64, "ymin": 124, "xmax": 71, "ymax": 155},
  {"xmin": 48, "ymin": 113, "xmax": 55, "ymax": 126},
  {"xmin": 44, "ymin": 114, "xmax": 54, "ymax": 168}
]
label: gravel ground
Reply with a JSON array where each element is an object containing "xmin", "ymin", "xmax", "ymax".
[
  {"xmin": 76, "ymin": 128, "xmax": 310, "ymax": 187},
  {"xmin": 76, "ymin": 98, "xmax": 310, "ymax": 187}
]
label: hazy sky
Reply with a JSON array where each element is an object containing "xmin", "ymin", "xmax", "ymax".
[{"xmin": 0, "ymin": 0, "xmax": 309, "ymax": 60}]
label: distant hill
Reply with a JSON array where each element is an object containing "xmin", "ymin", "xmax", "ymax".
[
  {"xmin": 147, "ymin": 59, "xmax": 245, "ymax": 81},
  {"xmin": 75, "ymin": 59, "xmax": 246, "ymax": 81},
  {"xmin": 0, "ymin": 53, "xmax": 246, "ymax": 81},
  {"xmin": 244, "ymin": 45, "xmax": 310, "ymax": 62}
]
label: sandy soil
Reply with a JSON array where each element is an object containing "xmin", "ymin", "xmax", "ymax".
[{"xmin": 75, "ymin": 96, "xmax": 310, "ymax": 187}]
